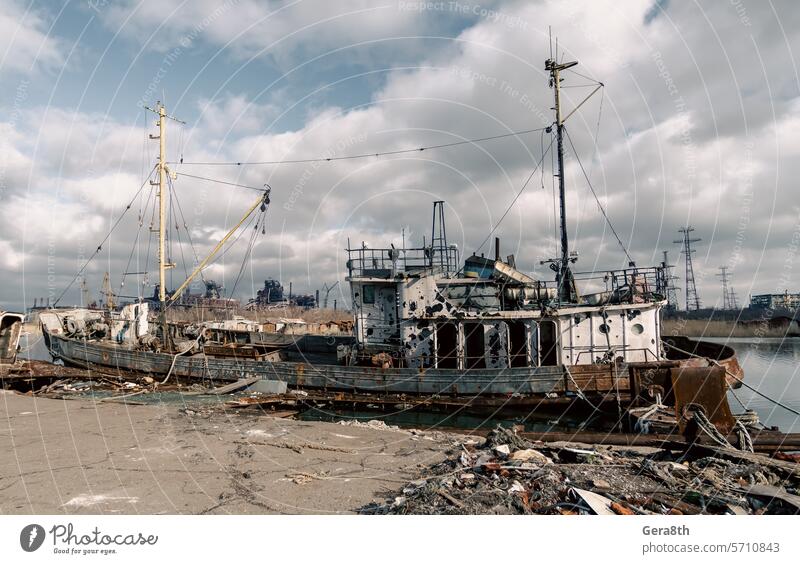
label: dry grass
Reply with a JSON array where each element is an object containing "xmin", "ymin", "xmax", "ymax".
[
  {"xmin": 662, "ymin": 318, "xmax": 792, "ymax": 338},
  {"xmin": 166, "ymin": 306, "xmax": 351, "ymax": 324}
]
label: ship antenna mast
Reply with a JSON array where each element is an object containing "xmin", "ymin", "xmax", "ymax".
[
  {"xmin": 145, "ymin": 102, "xmax": 184, "ymax": 346},
  {"xmin": 545, "ymin": 54, "xmax": 578, "ymax": 302}
]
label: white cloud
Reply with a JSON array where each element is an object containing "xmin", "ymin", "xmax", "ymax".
[
  {"xmin": 98, "ymin": 0, "xmax": 445, "ymax": 66},
  {"xmin": 1, "ymin": 0, "xmax": 799, "ymax": 309},
  {"xmin": 0, "ymin": 0, "xmax": 65, "ymax": 75}
]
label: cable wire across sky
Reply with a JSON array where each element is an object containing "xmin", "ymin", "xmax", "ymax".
[{"xmin": 168, "ymin": 125, "xmax": 550, "ymax": 167}]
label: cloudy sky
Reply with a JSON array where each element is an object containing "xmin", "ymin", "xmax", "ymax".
[{"xmin": 0, "ymin": 0, "xmax": 797, "ymax": 310}]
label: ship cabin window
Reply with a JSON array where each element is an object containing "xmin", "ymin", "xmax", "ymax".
[
  {"xmin": 362, "ymin": 284, "xmax": 375, "ymax": 304},
  {"xmin": 464, "ymin": 323, "xmax": 485, "ymax": 369},
  {"xmin": 507, "ymin": 320, "xmax": 528, "ymax": 368},
  {"xmin": 436, "ymin": 322, "xmax": 459, "ymax": 369},
  {"xmin": 539, "ymin": 320, "xmax": 559, "ymax": 366}
]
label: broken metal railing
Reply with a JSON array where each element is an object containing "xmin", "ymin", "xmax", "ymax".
[{"xmin": 572, "ymin": 266, "xmax": 667, "ymax": 304}]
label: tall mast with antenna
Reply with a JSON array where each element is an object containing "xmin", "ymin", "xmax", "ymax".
[
  {"xmin": 545, "ymin": 54, "xmax": 578, "ymax": 302},
  {"xmin": 146, "ymin": 102, "xmax": 183, "ymax": 345},
  {"xmin": 157, "ymin": 104, "xmax": 168, "ymax": 307}
]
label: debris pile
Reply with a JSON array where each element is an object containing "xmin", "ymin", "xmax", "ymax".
[
  {"xmin": 338, "ymin": 419, "xmax": 400, "ymax": 431},
  {"xmin": 37, "ymin": 378, "xmax": 147, "ymax": 398},
  {"xmin": 362, "ymin": 426, "xmax": 800, "ymax": 515}
]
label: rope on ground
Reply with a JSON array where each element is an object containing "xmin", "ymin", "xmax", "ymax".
[
  {"xmin": 735, "ymin": 420, "xmax": 754, "ymax": 453},
  {"xmin": 690, "ymin": 407, "xmax": 754, "ymax": 452},
  {"xmin": 662, "ymin": 340, "xmax": 800, "ymax": 417},
  {"xmin": 692, "ymin": 408, "xmax": 735, "ymax": 449}
]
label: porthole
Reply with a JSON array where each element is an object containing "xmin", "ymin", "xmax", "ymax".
[
  {"xmin": 631, "ymin": 323, "xmax": 644, "ymax": 335},
  {"xmin": 598, "ymin": 323, "xmax": 610, "ymax": 334}
]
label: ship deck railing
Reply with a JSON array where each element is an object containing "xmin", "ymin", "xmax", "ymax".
[
  {"xmin": 569, "ymin": 346, "xmax": 661, "ymax": 364},
  {"xmin": 346, "ymin": 245, "xmax": 460, "ymax": 278},
  {"xmin": 571, "ymin": 265, "xmax": 667, "ymax": 305}
]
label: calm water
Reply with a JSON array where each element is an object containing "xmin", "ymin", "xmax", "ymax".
[{"xmin": 712, "ymin": 338, "xmax": 800, "ymax": 433}]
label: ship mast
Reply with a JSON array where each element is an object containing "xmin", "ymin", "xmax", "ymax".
[
  {"xmin": 146, "ymin": 102, "xmax": 182, "ymax": 346},
  {"xmin": 545, "ymin": 56, "xmax": 578, "ymax": 303},
  {"xmin": 157, "ymin": 104, "xmax": 169, "ymax": 307}
]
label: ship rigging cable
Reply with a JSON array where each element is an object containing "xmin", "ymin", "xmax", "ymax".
[
  {"xmin": 564, "ymin": 127, "xmax": 633, "ymax": 264},
  {"xmin": 175, "ymin": 172, "xmax": 267, "ymax": 192},
  {"xmin": 473, "ymin": 135, "xmax": 555, "ymax": 255},
  {"xmin": 162, "ymin": 192, "xmax": 269, "ymax": 312},
  {"xmin": 52, "ymin": 165, "xmax": 157, "ymax": 308},
  {"xmin": 168, "ymin": 126, "xmax": 549, "ymax": 167}
]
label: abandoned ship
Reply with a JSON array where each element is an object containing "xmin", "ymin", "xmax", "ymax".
[{"xmin": 36, "ymin": 55, "xmax": 745, "ymax": 426}]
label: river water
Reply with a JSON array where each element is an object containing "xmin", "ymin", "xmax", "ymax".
[{"xmin": 713, "ymin": 337, "xmax": 800, "ymax": 434}]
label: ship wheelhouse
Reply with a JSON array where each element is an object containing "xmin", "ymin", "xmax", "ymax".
[{"xmin": 346, "ymin": 239, "xmax": 667, "ymax": 370}]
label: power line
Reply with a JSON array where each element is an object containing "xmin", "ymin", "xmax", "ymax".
[{"xmin": 169, "ymin": 126, "xmax": 550, "ymax": 167}]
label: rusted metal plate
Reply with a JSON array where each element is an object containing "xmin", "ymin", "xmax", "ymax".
[
  {"xmin": 663, "ymin": 335, "xmax": 744, "ymax": 388},
  {"xmin": 203, "ymin": 344, "xmax": 263, "ymax": 359},
  {"xmin": 670, "ymin": 366, "xmax": 734, "ymax": 436}
]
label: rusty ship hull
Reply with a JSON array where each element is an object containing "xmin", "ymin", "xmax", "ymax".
[{"xmin": 42, "ymin": 329, "xmax": 741, "ymax": 405}]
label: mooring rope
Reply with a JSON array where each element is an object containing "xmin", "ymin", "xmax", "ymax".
[
  {"xmin": 691, "ymin": 408, "xmax": 735, "ymax": 449},
  {"xmin": 563, "ymin": 365, "xmax": 601, "ymax": 413},
  {"xmin": 159, "ymin": 326, "xmax": 206, "ymax": 385}
]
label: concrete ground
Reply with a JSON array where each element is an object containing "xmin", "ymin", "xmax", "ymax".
[{"xmin": 0, "ymin": 391, "xmax": 450, "ymax": 514}]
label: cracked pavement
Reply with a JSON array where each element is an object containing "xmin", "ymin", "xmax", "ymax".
[{"xmin": 0, "ymin": 391, "xmax": 449, "ymax": 514}]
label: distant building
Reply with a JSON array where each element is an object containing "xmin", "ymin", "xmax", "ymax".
[{"xmin": 749, "ymin": 292, "xmax": 800, "ymax": 311}]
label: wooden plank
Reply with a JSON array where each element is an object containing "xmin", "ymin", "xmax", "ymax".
[
  {"xmin": 699, "ymin": 445, "xmax": 800, "ymax": 479},
  {"xmin": 572, "ymin": 487, "xmax": 615, "ymax": 515}
]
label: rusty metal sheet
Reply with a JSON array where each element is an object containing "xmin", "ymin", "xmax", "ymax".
[{"xmin": 670, "ymin": 366, "xmax": 734, "ymax": 436}]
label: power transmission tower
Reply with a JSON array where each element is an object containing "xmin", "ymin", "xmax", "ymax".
[
  {"xmin": 674, "ymin": 227, "xmax": 702, "ymax": 311},
  {"xmin": 661, "ymin": 250, "xmax": 680, "ymax": 311},
  {"xmin": 729, "ymin": 288, "xmax": 739, "ymax": 310},
  {"xmin": 717, "ymin": 266, "xmax": 731, "ymax": 310}
]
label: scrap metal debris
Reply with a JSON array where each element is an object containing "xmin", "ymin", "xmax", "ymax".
[{"xmin": 361, "ymin": 426, "xmax": 800, "ymax": 515}]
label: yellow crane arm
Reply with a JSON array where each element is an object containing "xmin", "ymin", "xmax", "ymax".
[{"xmin": 169, "ymin": 190, "xmax": 270, "ymax": 304}]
